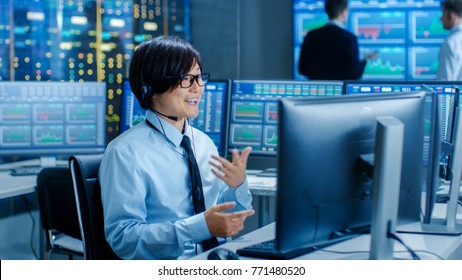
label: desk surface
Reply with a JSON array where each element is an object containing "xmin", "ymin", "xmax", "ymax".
[
  {"xmin": 0, "ymin": 163, "xmax": 277, "ymax": 200},
  {"xmin": 0, "ymin": 171, "xmax": 37, "ymax": 200},
  {"xmin": 191, "ymin": 203, "xmax": 462, "ymax": 260},
  {"xmin": 0, "ymin": 159, "xmax": 68, "ymax": 199}
]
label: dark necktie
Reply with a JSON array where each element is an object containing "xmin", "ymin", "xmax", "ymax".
[{"xmin": 181, "ymin": 135, "xmax": 219, "ymax": 251}]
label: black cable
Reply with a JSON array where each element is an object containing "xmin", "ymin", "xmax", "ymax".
[
  {"xmin": 411, "ymin": 250, "xmax": 444, "ymax": 260},
  {"xmin": 387, "ymin": 232, "xmax": 420, "ymax": 260},
  {"xmin": 21, "ymin": 195, "xmax": 39, "ymax": 260}
]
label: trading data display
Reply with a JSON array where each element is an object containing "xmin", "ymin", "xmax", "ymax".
[
  {"xmin": 0, "ymin": 82, "xmax": 106, "ymax": 156},
  {"xmin": 344, "ymin": 81, "xmax": 461, "ymax": 142},
  {"xmin": 293, "ymin": 0, "xmax": 447, "ymax": 80},
  {"xmin": 228, "ymin": 80, "xmax": 343, "ymax": 156}
]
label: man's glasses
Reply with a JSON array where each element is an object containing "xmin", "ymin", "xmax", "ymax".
[{"xmin": 165, "ymin": 73, "xmax": 210, "ymax": 88}]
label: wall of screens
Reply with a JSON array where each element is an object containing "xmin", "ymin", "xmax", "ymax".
[
  {"xmin": 0, "ymin": 0, "xmax": 190, "ymax": 142},
  {"xmin": 293, "ymin": 0, "xmax": 446, "ymax": 80}
]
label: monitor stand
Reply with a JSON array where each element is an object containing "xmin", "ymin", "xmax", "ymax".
[
  {"xmin": 423, "ymin": 108, "xmax": 462, "ymax": 234},
  {"xmin": 370, "ymin": 116, "xmax": 404, "ymax": 260},
  {"xmin": 399, "ymin": 108, "xmax": 462, "ymax": 235}
]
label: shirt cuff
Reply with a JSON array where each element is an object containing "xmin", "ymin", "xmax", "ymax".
[
  {"xmin": 175, "ymin": 213, "xmax": 211, "ymax": 244},
  {"xmin": 222, "ymin": 180, "xmax": 253, "ymax": 212}
]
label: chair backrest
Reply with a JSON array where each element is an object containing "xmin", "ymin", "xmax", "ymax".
[
  {"xmin": 36, "ymin": 167, "xmax": 81, "ymax": 240},
  {"xmin": 69, "ymin": 154, "xmax": 120, "ymax": 260}
]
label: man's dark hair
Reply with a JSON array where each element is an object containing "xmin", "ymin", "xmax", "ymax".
[
  {"xmin": 442, "ymin": 0, "xmax": 462, "ymax": 17},
  {"xmin": 129, "ymin": 36, "xmax": 202, "ymax": 109},
  {"xmin": 324, "ymin": 0, "xmax": 348, "ymax": 19}
]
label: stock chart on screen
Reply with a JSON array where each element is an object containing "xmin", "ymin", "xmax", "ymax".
[
  {"xmin": 228, "ymin": 80, "xmax": 343, "ymax": 156},
  {"xmin": 293, "ymin": 0, "xmax": 447, "ymax": 80}
]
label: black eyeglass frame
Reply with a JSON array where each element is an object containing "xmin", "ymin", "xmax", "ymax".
[{"xmin": 165, "ymin": 73, "xmax": 211, "ymax": 88}]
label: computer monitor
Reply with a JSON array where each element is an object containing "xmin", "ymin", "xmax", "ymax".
[
  {"xmin": 120, "ymin": 79, "xmax": 231, "ymax": 156},
  {"xmin": 228, "ymin": 79, "xmax": 343, "ymax": 170},
  {"xmin": 343, "ymin": 81, "xmax": 461, "ymax": 219},
  {"xmin": 0, "ymin": 81, "xmax": 106, "ymax": 161},
  {"xmin": 275, "ymin": 92, "xmax": 426, "ymax": 256},
  {"xmin": 344, "ymin": 81, "xmax": 461, "ymax": 140}
]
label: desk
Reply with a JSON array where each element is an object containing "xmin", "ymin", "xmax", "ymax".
[
  {"xmin": 0, "ymin": 159, "xmax": 68, "ymax": 259},
  {"xmin": 0, "ymin": 172, "xmax": 37, "ymax": 200},
  {"xmin": 0, "ymin": 159, "xmax": 69, "ymax": 199},
  {"xmin": 0, "ymin": 160, "xmax": 44, "ymax": 199},
  {"xmin": 191, "ymin": 203, "xmax": 462, "ymax": 260}
]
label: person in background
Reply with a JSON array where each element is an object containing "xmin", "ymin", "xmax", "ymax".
[
  {"xmin": 436, "ymin": 0, "xmax": 462, "ymax": 81},
  {"xmin": 298, "ymin": 0, "xmax": 378, "ymax": 80},
  {"xmin": 99, "ymin": 36, "xmax": 254, "ymax": 260}
]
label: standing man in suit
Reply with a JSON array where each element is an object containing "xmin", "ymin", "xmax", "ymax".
[
  {"xmin": 436, "ymin": 0, "xmax": 462, "ymax": 81},
  {"xmin": 298, "ymin": 0, "xmax": 378, "ymax": 80}
]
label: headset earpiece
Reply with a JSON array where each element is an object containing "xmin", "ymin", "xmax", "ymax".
[
  {"xmin": 141, "ymin": 82, "xmax": 151, "ymax": 102},
  {"xmin": 140, "ymin": 59, "xmax": 153, "ymax": 108}
]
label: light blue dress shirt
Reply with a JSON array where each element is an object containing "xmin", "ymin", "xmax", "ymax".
[
  {"xmin": 436, "ymin": 24, "xmax": 462, "ymax": 81},
  {"xmin": 99, "ymin": 110, "xmax": 253, "ymax": 260}
]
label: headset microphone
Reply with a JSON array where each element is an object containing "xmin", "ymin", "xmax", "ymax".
[{"xmin": 151, "ymin": 108, "xmax": 179, "ymax": 121}]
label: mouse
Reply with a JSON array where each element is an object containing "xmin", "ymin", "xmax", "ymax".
[{"xmin": 207, "ymin": 248, "xmax": 240, "ymax": 260}]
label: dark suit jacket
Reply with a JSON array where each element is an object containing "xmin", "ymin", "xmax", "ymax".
[{"xmin": 298, "ymin": 23, "xmax": 366, "ymax": 80}]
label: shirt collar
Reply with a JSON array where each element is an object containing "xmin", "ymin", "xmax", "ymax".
[
  {"xmin": 450, "ymin": 24, "xmax": 462, "ymax": 33},
  {"xmin": 145, "ymin": 110, "xmax": 190, "ymax": 148},
  {"xmin": 327, "ymin": 20, "xmax": 345, "ymax": 29}
]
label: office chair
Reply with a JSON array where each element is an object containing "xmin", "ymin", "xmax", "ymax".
[
  {"xmin": 36, "ymin": 167, "xmax": 84, "ymax": 259},
  {"xmin": 69, "ymin": 154, "xmax": 120, "ymax": 260}
]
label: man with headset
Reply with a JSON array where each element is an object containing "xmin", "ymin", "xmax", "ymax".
[{"xmin": 99, "ymin": 36, "xmax": 254, "ymax": 259}]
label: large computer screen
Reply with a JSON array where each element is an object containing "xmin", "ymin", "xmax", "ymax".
[
  {"xmin": 0, "ymin": 81, "xmax": 106, "ymax": 157},
  {"xmin": 293, "ymin": 0, "xmax": 446, "ymax": 80},
  {"xmin": 228, "ymin": 80, "xmax": 343, "ymax": 170},
  {"xmin": 275, "ymin": 92, "xmax": 425, "ymax": 256},
  {"xmin": 120, "ymin": 79, "xmax": 231, "ymax": 156}
]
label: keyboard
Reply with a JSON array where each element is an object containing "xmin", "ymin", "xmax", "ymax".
[
  {"xmin": 247, "ymin": 176, "xmax": 277, "ymax": 189},
  {"xmin": 236, "ymin": 238, "xmax": 317, "ymax": 259},
  {"xmin": 237, "ymin": 234, "xmax": 360, "ymax": 260},
  {"xmin": 10, "ymin": 166, "xmax": 43, "ymax": 176}
]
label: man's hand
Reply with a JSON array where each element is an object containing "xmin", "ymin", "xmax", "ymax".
[
  {"xmin": 204, "ymin": 202, "xmax": 255, "ymax": 237},
  {"xmin": 210, "ymin": 147, "xmax": 252, "ymax": 188}
]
